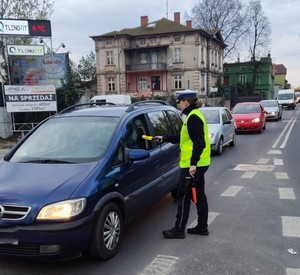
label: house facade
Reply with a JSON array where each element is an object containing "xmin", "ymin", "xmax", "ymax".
[
  {"xmin": 91, "ymin": 12, "xmax": 226, "ymax": 100},
  {"xmin": 223, "ymin": 55, "xmax": 275, "ymax": 100}
]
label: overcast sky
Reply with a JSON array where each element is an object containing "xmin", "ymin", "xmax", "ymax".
[{"xmin": 50, "ymin": 0, "xmax": 300, "ymax": 88}]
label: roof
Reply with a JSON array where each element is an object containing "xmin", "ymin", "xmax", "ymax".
[
  {"xmin": 91, "ymin": 18, "xmax": 226, "ymax": 46},
  {"xmin": 275, "ymin": 64, "xmax": 287, "ymax": 75}
]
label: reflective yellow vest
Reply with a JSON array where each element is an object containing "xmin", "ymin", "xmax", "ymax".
[{"xmin": 179, "ymin": 109, "xmax": 211, "ymax": 168}]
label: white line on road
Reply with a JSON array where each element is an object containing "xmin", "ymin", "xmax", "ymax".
[
  {"xmin": 139, "ymin": 255, "xmax": 179, "ymax": 275},
  {"xmin": 279, "ymin": 188, "xmax": 296, "ymax": 200},
  {"xmin": 256, "ymin": 158, "xmax": 269, "ymax": 164},
  {"xmin": 241, "ymin": 172, "xmax": 257, "ymax": 178},
  {"xmin": 282, "ymin": 216, "xmax": 300, "ymax": 237},
  {"xmin": 286, "ymin": 268, "xmax": 300, "ymax": 275},
  {"xmin": 188, "ymin": 212, "xmax": 219, "ymax": 229},
  {"xmin": 272, "ymin": 116, "xmax": 296, "ymax": 148},
  {"xmin": 275, "ymin": 172, "xmax": 289, "ymax": 179},
  {"xmin": 221, "ymin": 186, "xmax": 243, "ymax": 197},
  {"xmin": 267, "ymin": 150, "xmax": 282, "ymax": 155},
  {"xmin": 274, "ymin": 158, "xmax": 284, "ymax": 166}
]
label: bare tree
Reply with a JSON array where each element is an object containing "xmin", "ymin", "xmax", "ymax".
[
  {"xmin": 246, "ymin": 0, "xmax": 271, "ymax": 93},
  {"xmin": 187, "ymin": 0, "xmax": 248, "ymax": 59}
]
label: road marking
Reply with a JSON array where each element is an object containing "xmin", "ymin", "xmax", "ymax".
[
  {"xmin": 188, "ymin": 212, "xmax": 219, "ymax": 228},
  {"xmin": 275, "ymin": 172, "xmax": 289, "ymax": 179},
  {"xmin": 280, "ymin": 119, "xmax": 296, "ymax": 148},
  {"xmin": 267, "ymin": 150, "xmax": 282, "ymax": 155},
  {"xmin": 257, "ymin": 158, "xmax": 269, "ymax": 164},
  {"xmin": 286, "ymin": 268, "xmax": 300, "ymax": 275},
  {"xmin": 282, "ymin": 216, "xmax": 300, "ymax": 237},
  {"xmin": 221, "ymin": 186, "xmax": 243, "ymax": 197},
  {"xmin": 279, "ymin": 188, "xmax": 295, "ymax": 200},
  {"xmin": 241, "ymin": 172, "xmax": 257, "ymax": 178},
  {"xmin": 234, "ymin": 164, "xmax": 274, "ymax": 172},
  {"xmin": 140, "ymin": 255, "xmax": 179, "ymax": 275},
  {"xmin": 274, "ymin": 158, "xmax": 284, "ymax": 166}
]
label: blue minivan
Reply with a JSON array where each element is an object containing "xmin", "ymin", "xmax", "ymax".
[{"xmin": 0, "ymin": 101, "xmax": 182, "ymax": 261}]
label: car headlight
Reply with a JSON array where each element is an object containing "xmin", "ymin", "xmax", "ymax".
[
  {"xmin": 252, "ymin": 117, "xmax": 260, "ymax": 123},
  {"xmin": 37, "ymin": 198, "xmax": 86, "ymax": 220}
]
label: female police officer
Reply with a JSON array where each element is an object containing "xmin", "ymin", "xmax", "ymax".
[{"xmin": 154, "ymin": 90, "xmax": 211, "ymax": 239}]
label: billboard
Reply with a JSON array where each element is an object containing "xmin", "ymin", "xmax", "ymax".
[
  {"xmin": 0, "ymin": 19, "xmax": 51, "ymax": 36},
  {"xmin": 8, "ymin": 52, "xmax": 69, "ymax": 88},
  {"xmin": 4, "ymin": 85, "xmax": 57, "ymax": 112}
]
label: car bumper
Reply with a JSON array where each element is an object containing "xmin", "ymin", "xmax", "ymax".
[
  {"xmin": 236, "ymin": 123, "xmax": 262, "ymax": 132},
  {"xmin": 0, "ymin": 212, "xmax": 96, "ymax": 260}
]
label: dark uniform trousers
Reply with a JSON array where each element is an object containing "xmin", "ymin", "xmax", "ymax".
[{"xmin": 174, "ymin": 166, "xmax": 209, "ymax": 232}]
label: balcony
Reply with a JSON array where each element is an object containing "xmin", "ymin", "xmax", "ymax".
[{"xmin": 126, "ymin": 63, "xmax": 167, "ymax": 72}]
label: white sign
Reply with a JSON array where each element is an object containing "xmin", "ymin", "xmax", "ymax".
[
  {"xmin": 0, "ymin": 20, "xmax": 29, "ymax": 35},
  {"xmin": 211, "ymin": 87, "xmax": 218, "ymax": 92},
  {"xmin": 4, "ymin": 85, "xmax": 57, "ymax": 113},
  {"xmin": 7, "ymin": 45, "xmax": 45, "ymax": 56}
]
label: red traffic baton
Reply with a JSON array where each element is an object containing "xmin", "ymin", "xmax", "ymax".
[{"xmin": 191, "ymin": 186, "xmax": 197, "ymax": 204}]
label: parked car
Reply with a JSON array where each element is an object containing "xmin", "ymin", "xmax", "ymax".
[
  {"xmin": 200, "ymin": 106, "xmax": 236, "ymax": 155},
  {"xmin": 259, "ymin": 100, "xmax": 282, "ymax": 121},
  {"xmin": 231, "ymin": 102, "xmax": 266, "ymax": 133},
  {"xmin": 0, "ymin": 101, "xmax": 182, "ymax": 261}
]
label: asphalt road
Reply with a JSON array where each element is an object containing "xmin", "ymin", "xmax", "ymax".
[{"xmin": 1, "ymin": 106, "xmax": 300, "ymax": 275}]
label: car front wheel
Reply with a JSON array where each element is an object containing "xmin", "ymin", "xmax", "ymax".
[
  {"xmin": 89, "ymin": 202, "xmax": 123, "ymax": 260},
  {"xmin": 216, "ymin": 138, "xmax": 223, "ymax": 155}
]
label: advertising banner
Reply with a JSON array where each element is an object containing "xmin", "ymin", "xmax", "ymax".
[
  {"xmin": 4, "ymin": 85, "xmax": 57, "ymax": 113},
  {"xmin": 7, "ymin": 45, "xmax": 45, "ymax": 56},
  {"xmin": 8, "ymin": 52, "xmax": 69, "ymax": 88}
]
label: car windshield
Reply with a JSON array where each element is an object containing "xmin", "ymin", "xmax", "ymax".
[
  {"xmin": 10, "ymin": 116, "xmax": 119, "ymax": 163},
  {"xmin": 201, "ymin": 110, "xmax": 220, "ymax": 124},
  {"xmin": 260, "ymin": 101, "xmax": 277, "ymax": 107},
  {"xmin": 278, "ymin": 93, "xmax": 293, "ymax": 100},
  {"xmin": 232, "ymin": 104, "xmax": 260, "ymax": 114}
]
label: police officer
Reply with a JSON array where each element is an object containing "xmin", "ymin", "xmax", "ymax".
[{"xmin": 154, "ymin": 90, "xmax": 211, "ymax": 239}]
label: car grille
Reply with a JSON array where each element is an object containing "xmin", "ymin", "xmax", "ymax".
[
  {"xmin": 0, "ymin": 204, "xmax": 31, "ymax": 221},
  {"xmin": 0, "ymin": 243, "xmax": 39, "ymax": 256}
]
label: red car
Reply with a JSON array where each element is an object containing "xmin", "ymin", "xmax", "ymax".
[{"xmin": 231, "ymin": 102, "xmax": 266, "ymax": 133}]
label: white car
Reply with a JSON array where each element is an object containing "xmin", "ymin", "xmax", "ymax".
[
  {"xmin": 200, "ymin": 106, "xmax": 236, "ymax": 155},
  {"xmin": 259, "ymin": 100, "xmax": 282, "ymax": 121}
]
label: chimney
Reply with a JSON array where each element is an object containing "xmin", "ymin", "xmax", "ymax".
[
  {"xmin": 174, "ymin": 12, "xmax": 180, "ymax": 23},
  {"xmin": 186, "ymin": 20, "xmax": 192, "ymax": 28},
  {"xmin": 141, "ymin": 16, "xmax": 148, "ymax": 27}
]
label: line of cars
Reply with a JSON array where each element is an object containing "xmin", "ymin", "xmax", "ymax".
[{"xmin": 200, "ymin": 99, "xmax": 283, "ymax": 155}]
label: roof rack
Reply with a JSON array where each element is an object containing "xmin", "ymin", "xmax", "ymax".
[
  {"xmin": 59, "ymin": 102, "xmax": 115, "ymax": 114},
  {"xmin": 126, "ymin": 100, "xmax": 170, "ymax": 112}
]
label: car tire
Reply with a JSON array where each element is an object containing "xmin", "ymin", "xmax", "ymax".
[
  {"xmin": 89, "ymin": 202, "xmax": 123, "ymax": 260},
  {"xmin": 229, "ymin": 133, "xmax": 236, "ymax": 147},
  {"xmin": 216, "ymin": 138, "xmax": 223, "ymax": 155}
]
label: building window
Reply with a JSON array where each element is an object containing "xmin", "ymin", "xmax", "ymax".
[
  {"xmin": 240, "ymin": 66, "xmax": 246, "ymax": 71},
  {"xmin": 108, "ymin": 77, "xmax": 115, "ymax": 91},
  {"xmin": 224, "ymin": 67, "xmax": 230, "ymax": 72},
  {"xmin": 138, "ymin": 77, "xmax": 148, "ymax": 90},
  {"xmin": 174, "ymin": 48, "xmax": 181, "ymax": 62},
  {"xmin": 106, "ymin": 40, "xmax": 112, "ymax": 46},
  {"xmin": 107, "ymin": 51, "xmax": 113, "ymax": 65},
  {"xmin": 174, "ymin": 75, "xmax": 182, "ymax": 89},
  {"xmin": 201, "ymin": 47, "xmax": 204, "ymax": 64},
  {"xmin": 239, "ymin": 75, "xmax": 246, "ymax": 84},
  {"xmin": 174, "ymin": 35, "xmax": 181, "ymax": 42},
  {"xmin": 140, "ymin": 53, "xmax": 147, "ymax": 64},
  {"xmin": 139, "ymin": 39, "xmax": 146, "ymax": 45},
  {"xmin": 150, "ymin": 38, "xmax": 157, "ymax": 45},
  {"xmin": 201, "ymin": 74, "xmax": 205, "ymax": 89},
  {"xmin": 224, "ymin": 76, "xmax": 229, "ymax": 86}
]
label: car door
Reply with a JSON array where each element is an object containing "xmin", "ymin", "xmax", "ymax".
[{"xmin": 222, "ymin": 108, "xmax": 235, "ymax": 144}]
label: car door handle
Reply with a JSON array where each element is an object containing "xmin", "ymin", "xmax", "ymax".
[{"xmin": 154, "ymin": 160, "xmax": 159, "ymax": 168}]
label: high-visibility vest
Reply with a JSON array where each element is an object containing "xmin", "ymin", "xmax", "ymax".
[{"xmin": 179, "ymin": 109, "xmax": 211, "ymax": 168}]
